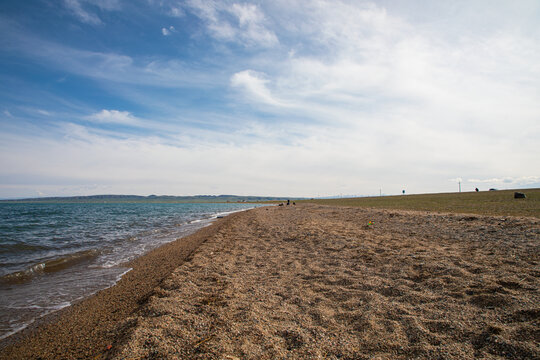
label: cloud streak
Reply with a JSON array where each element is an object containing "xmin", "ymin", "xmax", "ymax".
[
  {"xmin": 63, "ymin": 0, "xmax": 121, "ymax": 24},
  {"xmin": 63, "ymin": 0, "xmax": 103, "ymax": 24},
  {"xmin": 1, "ymin": 31, "xmax": 218, "ymax": 89},
  {"xmin": 86, "ymin": 109, "xmax": 144, "ymax": 126}
]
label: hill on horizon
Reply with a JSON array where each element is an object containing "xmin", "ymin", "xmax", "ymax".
[{"xmin": 0, "ymin": 194, "xmax": 296, "ymax": 203}]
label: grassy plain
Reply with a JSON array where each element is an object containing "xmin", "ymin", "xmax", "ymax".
[{"xmin": 302, "ymin": 188, "xmax": 540, "ymax": 218}]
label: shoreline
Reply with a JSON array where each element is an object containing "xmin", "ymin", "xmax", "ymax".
[
  {"xmin": 0, "ymin": 209, "xmax": 251, "ymax": 359},
  {"xmin": 0, "ymin": 204, "xmax": 260, "ymax": 343}
]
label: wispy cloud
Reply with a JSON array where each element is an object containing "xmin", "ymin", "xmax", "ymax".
[
  {"xmin": 2, "ymin": 31, "xmax": 218, "ymax": 88},
  {"xmin": 64, "ymin": 0, "xmax": 103, "ymax": 25},
  {"xmin": 63, "ymin": 0, "xmax": 121, "ymax": 24},
  {"xmin": 229, "ymin": 3, "xmax": 279, "ymax": 47},
  {"xmin": 0, "ymin": 121, "xmax": 401, "ymax": 197},
  {"xmin": 468, "ymin": 176, "xmax": 540, "ymax": 185},
  {"xmin": 184, "ymin": 0, "xmax": 278, "ymax": 47},
  {"xmin": 37, "ymin": 109, "xmax": 51, "ymax": 116},
  {"xmin": 90, "ymin": 0, "xmax": 121, "ymax": 11},
  {"xmin": 168, "ymin": 6, "xmax": 184, "ymax": 18}
]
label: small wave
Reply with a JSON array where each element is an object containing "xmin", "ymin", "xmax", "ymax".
[
  {"xmin": 0, "ymin": 249, "xmax": 100, "ymax": 284},
  {"xmin": 0, "ymin": 322, "xmax": 33, "ymax": 341},
  {"xmin": 212, "ymin": 206, "xmax": 255, "ymax": 219},
  {"xmin": 4, "ymin": 302, "xmax": 71, "ymax": 310},
  {"xmin": 0, "ymin": 301, "xmax": 72, "ymax": 340}
]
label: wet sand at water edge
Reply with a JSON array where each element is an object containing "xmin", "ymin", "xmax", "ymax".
[{"xmin": 1, "ymin": 204, "xmax": 539, "ymax": 359}]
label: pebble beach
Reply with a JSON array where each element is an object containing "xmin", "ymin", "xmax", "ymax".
[{"xmin": 1, "ymin": 204, "xmax": 539, "ymax": 359}]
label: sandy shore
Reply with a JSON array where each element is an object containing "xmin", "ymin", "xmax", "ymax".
[{"xmin": 1, "ymin": 204, "xmax": 539, "ymax": 359}]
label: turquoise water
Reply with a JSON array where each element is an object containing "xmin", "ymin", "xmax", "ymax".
[{"xmin": 0, "ymin": 202, "xmax": 263, "ymax": 339}]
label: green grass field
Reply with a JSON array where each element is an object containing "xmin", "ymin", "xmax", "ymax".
[{"xmin": 301, "ymin": 188, "xmax": 540, "ymax": 218}]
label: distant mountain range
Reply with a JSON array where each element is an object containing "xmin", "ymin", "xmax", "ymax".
[{"xmin": 0, "ymin": 194, "xmax": 296, "ymax": 203}]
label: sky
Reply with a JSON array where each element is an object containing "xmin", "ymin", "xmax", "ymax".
[{"xmin": 0, "ymin": 0, "xmax": 539, "ymax": 198}]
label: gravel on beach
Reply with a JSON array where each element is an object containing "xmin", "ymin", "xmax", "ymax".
[{"xmin": 1, "ymin": 204, "xmax": 539, "ymax": 359}]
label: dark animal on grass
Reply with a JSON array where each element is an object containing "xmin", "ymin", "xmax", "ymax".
[{"xmin": 514, "ymin": 192, "xmax": 526, "ymax": 199}]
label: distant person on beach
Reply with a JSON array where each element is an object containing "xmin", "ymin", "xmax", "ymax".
[{"xmin": 287, "ymin": 200, "xmax": 290, "ymax": 205}]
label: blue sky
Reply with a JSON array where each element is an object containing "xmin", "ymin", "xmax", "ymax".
[{"xmin": 1, "ymin": 0, "xmax": 539, "ymax": 198}]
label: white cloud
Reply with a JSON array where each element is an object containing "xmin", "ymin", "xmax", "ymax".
[
  {"xmin": 169, "ymin": 7, "xmax": 184, "ymax": 17},
  {"xmin": 230, "ymin": 70, "xmax": 288, "ymax": 107},
  {"xmin": 87, "ymin": 109, "xmax": 144, "ymax": 126},
  {"xmin": 161, "ymin": 25, "xmax": 176, "ymax": 36},
  {"xmin": 230, "ymin": 2, "xmax": 540, "ymax": 148},
  {"xmin": 229, "ymin": 3, "xmax": 279, "ymax": 46},
  {"xmin": 3, "ymin": 110, "xmax": 13, "ymax": 118}
]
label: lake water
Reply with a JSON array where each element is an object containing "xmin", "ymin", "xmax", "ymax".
[{"xmin": 0, "ymin": 202, "xmax": 263, "ymax": 340}]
